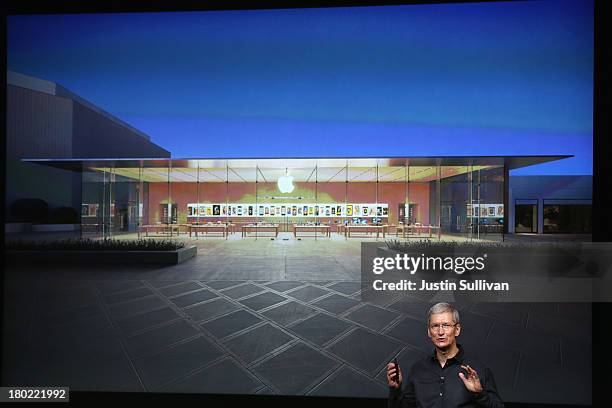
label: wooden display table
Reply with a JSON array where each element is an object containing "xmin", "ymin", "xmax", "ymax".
[
  {"xmin": 188, "ymin": 223, "xmax": 232, "ymax": 238},
  {"xmin": 344, "ymin": 224, "xmax": 387, "ymax": 239},
  {"xmin": 139, "ymin": 224, "xmax": 181, "ymax": 237},
  {"xmin": 241, "ymin": 224, "xmax": 279, "ymax": 238},
  {"xmin": 292, "ymin": 224, "xmax": 331, "ymax": 238},
  {"xmin": 396, "ymin": 224, "xmax": 440, "ymax": 238}
]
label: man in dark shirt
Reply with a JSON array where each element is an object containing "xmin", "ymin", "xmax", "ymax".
[{"xmin": 387, "ymin": 302, "xmax": 504, "ymax": 408}]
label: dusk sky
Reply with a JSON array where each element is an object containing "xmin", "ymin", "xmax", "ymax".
[{"xmin": 7, "ymin": 0, "xmax": 593, "ymax": 175}]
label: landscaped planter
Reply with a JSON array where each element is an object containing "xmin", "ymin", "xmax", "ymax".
[
  {"xmin": 5, "ymin": 245, "xmax": 197, "ymax": 265},
  {"xmin": 5, "ymin": 223, "xmax": 32, "ymax": 233},
  {"xmin": 31, "ymin": 223, "xmax": 81, "ymax": 232}
]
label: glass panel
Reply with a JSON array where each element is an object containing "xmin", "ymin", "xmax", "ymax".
[
  {"xmin": 475, "ymin": 166, "xmax": 504, "ymax": 241},
  {"xmin": 226, "ymin": 161, "xmax": 256, "ymax": 238},
  {"xmin": 543, "ymin": 204, "xmax": 592, "ymax": 233},
  {"xmin": 345, "ymin": 159, "xmax": 382, "ymax": 240},
  {"xmin": 81, "ymin": 165, "xmax": 106, "ymax": 239},
  {"xmin": 109, "ymin": 170, "xmax": 140, "ymax": 236},
  {"xmin": 440, "ymin": 165, "xmax": 472, "ymax": 241},
  {"xmin": 515, "ymin": 204, "xmax": 538, "ymax": 233}
]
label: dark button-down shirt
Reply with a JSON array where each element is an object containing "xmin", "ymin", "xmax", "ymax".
[{"xmin": 389, "ymin": 345, "xmax": 505, "ymax": 408}]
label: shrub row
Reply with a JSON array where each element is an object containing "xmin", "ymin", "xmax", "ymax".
[{"xmin": 5, "ymin": 238, "xmax": 185, "ymax": 251}]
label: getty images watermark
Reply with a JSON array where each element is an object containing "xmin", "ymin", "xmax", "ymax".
[
  {"xmin": 371, "ymin": 252, "xmax": 510, "ymax": 292},
  {"xmin": 359, "ymin": 242, "xmax": 612, "ymax": 302}
]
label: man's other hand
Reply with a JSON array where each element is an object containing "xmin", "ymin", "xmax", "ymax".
[
  {"xmin": 386, "ymin": 362, "xmax": 402, "ymax": 389},
  {"xmin": 459, "ymin": 364, "xmax": 483, "ymax": 394}
]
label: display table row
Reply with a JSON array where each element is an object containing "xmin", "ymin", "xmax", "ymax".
[{"xmin": 137, "ymin": 223, "xmax": 440, "ymax": 239}]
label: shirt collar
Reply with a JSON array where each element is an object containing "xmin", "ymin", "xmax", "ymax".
[{"xmin": 431, "ymin": 343, "xmax": 464, "ymax": 364}]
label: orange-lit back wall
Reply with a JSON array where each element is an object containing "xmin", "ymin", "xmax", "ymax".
[{"xmin": 147, "ymin": 182, "xmax": 430, "ymax": 225}]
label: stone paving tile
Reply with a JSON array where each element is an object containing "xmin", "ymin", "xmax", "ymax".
[
  {"xmin": 203, "ymin": 281, "xmax": 244, "ymax": 290},
  {"xmin": 115, "ymin": 307, "xmax": 181, "ymax": 336},
  {"xmin": 183, "ymin": 298, "xmax": 239, "ymax": 322},
  {"xmin": 201, "ymin": 310, "xmax": 264, "ymax": 340},
  {"xmin": 158, "ymin": 281, "xmax": 203, "ymax": 297},
  {"xmin": 135, "ymin": 336, "xmax": 225, "ymax": 391},
  {"xmin": 386, "ymin": 298, "xmax": 431, "ymax": 320},
  {"xmin": 286, "ymin": 286, "xmax": 330, "ymax": 303},
  {"xmin": 148, "ymin": 280, "xmax": 182, "ymax": 288},
  {"xmin": 124, "ymin": 320, "xmax": 200, "ymax": 359},
  {"xmin": 344, "ymin": 304, "xmax": 401, "ymax": 332},
  {"xmin": 222, "ymin": 323, "xmax": 294, "ymax": 365},
  {"xmin": 221, "ymin": 283, "xmax": 266, "ymax": 299},
  {"xmin": 327, "ymin": 281, "xmax": 361, "ymax": 296},
  {"xmin": 383, "ymin": 316, "xmax": 431, "ymax": 353},
  {"xmin": 309, "ymin": 365, "xmax": 388, "ymax": 398},
  {"xmin": 32, "ymin": 315, "xmax": 115, "ymax": 355},
  {"xmin": 162, "ymin": 357, "xmax": 263, "ymax": 394},
  {"xmin": 108, "ymin": 296, "xmax": 167, "ymax": 320},
  {"xmin": 37, "ymin": 304, "xmax": 103, "ymax": 327},
  {"xmin": 262, "ymin": 301, "xmax": 317, "ymax": 326},
  {"xmin": 311, "ymin": 294, "xmax": 360, "ymax": 315},
  {"xmin": 238, "ymin": 291, "xmax": 287, "ymax": 311},
  {"xmin": 265, "ymin": 281, "xmax": 305, "ymax": 292},
  {"xmin": 326, "ymin": 328, "xmax": 402, "ymax": 376},
  {"xmin": 252, "ymin": 342, "xmax": 339, "ymax": 395},
  {"xmin": 288, "ymin": 313, "xmax": 353, "ymax": 347},
  {"xmin": 26, "ymin": 336, "xmax": 143, "ymax": 392},
  {"xmin": 309, "ymin": 281, "xmax": 332, "ymax": 286},
  {"xmin": 96, "ymin": 280, "xmax": 145, "ymax": 295},
  {"xmin": 103, "ymin": 287, "xmax": 154, "ymax": 305},
  {"xmin": 170, "ymin": 289, "xmax": 218, "ymax": 308}
]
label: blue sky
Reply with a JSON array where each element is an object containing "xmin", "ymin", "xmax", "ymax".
[{"xmin": 7, "ymin": 0, "xmax": 593, "ymax": 175}]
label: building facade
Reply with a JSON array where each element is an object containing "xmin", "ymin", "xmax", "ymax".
[{"xmin": 6, "ymin": 71, "xmax": 170, "ymax": 225}]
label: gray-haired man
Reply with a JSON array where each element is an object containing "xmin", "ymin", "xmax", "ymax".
[{"xmin": 387, "ymin": 302, "xmax": 504, "ymax": 408}]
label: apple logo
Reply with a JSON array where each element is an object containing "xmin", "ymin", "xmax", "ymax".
[{"xmin": 277, "ymin": 174, "xmax": 295, "ymax": 193}]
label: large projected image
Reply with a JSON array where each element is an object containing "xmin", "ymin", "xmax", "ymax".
[{"xmin": 4, "ymin": 0, "xmax": 594, "ymax": 406}]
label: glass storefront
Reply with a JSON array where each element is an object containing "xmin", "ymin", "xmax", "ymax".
[{"xmin": 77, "ymin": 158, "xmax": 508, "ymax": 242}]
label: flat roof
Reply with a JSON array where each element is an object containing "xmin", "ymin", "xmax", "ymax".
[
  {"xmin": 23, "ymin": 155, "xmax": 571, "ymax": 183},
  {"xmin": 23, "ymin": 155, "xmax": 570, "ymax": 169}
]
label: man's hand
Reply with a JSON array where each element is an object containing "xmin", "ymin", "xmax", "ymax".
[
  {"xmin": 386, "ymin": 362, "xmax": 402, "ymax": 389},
  {"xmin": 459, "ymin": 364, "xmax": 483, "ymax": 394}
]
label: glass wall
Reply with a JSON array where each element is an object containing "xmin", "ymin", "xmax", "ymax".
[{"xmin": 81, "ymin": 159, "xmax": 507, "ymax": 242}]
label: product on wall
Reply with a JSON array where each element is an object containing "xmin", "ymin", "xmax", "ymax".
[
  {"xmin": 466, "ymin": 203, "xmax": 503, "ymax": 218},
  {"xmin": 186, "ymin": 203, "xmax": 389, "ymax": 218}
]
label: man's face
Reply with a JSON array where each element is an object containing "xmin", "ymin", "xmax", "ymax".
[{"xmin": 427, "ymin": 311, "xmax": 461, "ymax": 350}]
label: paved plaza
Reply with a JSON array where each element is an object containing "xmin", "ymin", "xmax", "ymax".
[{"xmin": 2, "ymin": 234, "xmax": 592, "ymax": 405}]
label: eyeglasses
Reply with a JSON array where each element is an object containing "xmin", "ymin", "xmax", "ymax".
[{"xmin": 428, "ymin": 323, "xmax": 457, "ymax": 332}]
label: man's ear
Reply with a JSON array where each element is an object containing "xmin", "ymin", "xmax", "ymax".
[{"xmin": 455, "ymin": 323, "xmax": 461, "ymax": 337}]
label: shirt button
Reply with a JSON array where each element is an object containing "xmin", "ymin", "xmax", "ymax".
[
  {"xmin": 440, "ymin": 392, "xmax": 443, "ymax": 397},
  {"xmin": 441, "ymin": 376, "xmax": 444, "ymax": 379}
]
